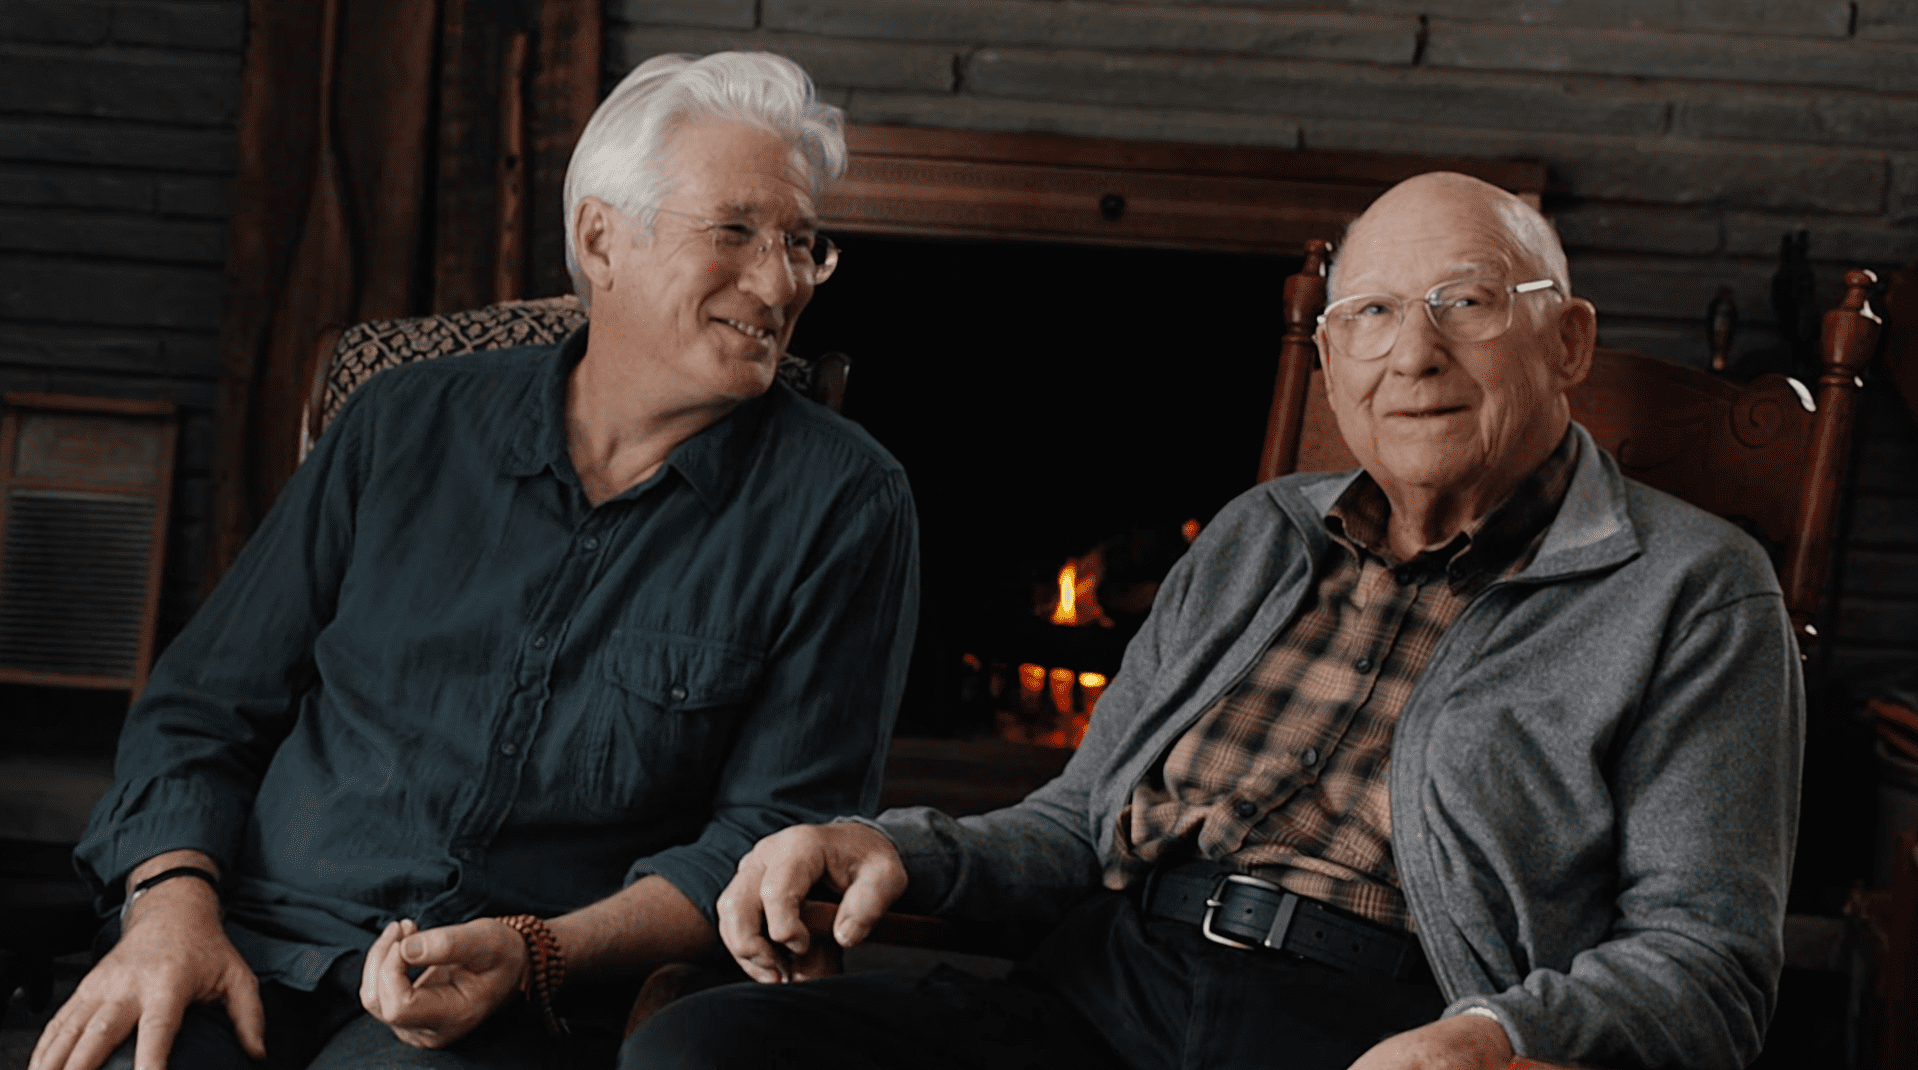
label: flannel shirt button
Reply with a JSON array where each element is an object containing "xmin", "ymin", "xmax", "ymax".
[
  {"xmin": 670, "ymin": 685, "xmax": 688, "ymax": 701},
  {"xmin": 1233, "ymin": 799, "xmax": 1257, "ymax": 819},
  {"xmin": 1300, "ymin": 747, "xmax": 1319, "ymax": 767},
  {"xmin": 1353, "ymin": 656, "xmax": 1373, "ymax": 674}
]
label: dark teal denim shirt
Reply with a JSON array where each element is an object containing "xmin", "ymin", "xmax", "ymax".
[{"xmin": 76, "ymin": 328, "xmax": 919, "ymax": 989}]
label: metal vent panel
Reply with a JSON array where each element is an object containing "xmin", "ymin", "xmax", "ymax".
[{"xmin": 0, "ymin": 489, "xmax": 155, "ymax": 679}]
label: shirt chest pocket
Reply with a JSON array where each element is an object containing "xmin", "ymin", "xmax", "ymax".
[
  {"xmin": 601, "ymin": 631, "xmax": 765, "ymax": 711},
  {"xmin": 573, "ymin": 632, "xmax": 767, "ymax": 815}
]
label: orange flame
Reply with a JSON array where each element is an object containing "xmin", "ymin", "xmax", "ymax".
[
  {"xmin": 1051, "ymin": 563, "xmax": 1079, "ymax": 625},
  {"xmin": 1049, "ymin": 559, "xmax": 1106, "ymax": 626}
]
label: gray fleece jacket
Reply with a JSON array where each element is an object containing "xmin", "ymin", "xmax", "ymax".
[{"xmin": 876, "ymin": 424, "xmax": 1802, "ymax": 1069}]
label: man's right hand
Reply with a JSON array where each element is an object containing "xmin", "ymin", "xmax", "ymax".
[
  {"xmin": 717, "ymin": 822, "xmax": 908, "ymax": 984},
  {"xmin": 29, "ymin": 851, "xmax": 264, "ymax": 1070}
]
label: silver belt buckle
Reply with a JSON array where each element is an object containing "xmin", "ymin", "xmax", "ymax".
[{"xmin": 1200, "ymin": 872, "xmax": 1291, "ymax": 951}]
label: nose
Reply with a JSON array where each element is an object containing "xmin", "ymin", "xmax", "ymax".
[
  {"xmin": 736, "ymin": 242, "xmax": 800, "ymax": 308},
  {"xmin": 1381, "ymin": 299, "xmax": 1447, "ymax": 376}
]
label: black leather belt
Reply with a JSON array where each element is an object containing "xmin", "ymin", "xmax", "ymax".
[{"xmin": 1141, "ymin": 864, "xmax": 1432, "ymax": 985}]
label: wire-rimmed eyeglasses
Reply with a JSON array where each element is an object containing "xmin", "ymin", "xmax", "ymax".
[
  {"xmin": 651, "ymin": 206, "xmax": 839, "ymax": 284},
  {"xmin": 1317, "ymin": 277, "xmax": 1558, "ymax": 361}
]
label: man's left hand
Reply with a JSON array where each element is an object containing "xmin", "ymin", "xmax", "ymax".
[
  {"xmin": 1348, "ymin": 1013, "xmax": 1514, "ymax": 1070},
  {"xmin": 359, "ymin": 918, "xmax": 527, "ymax": 1049}
]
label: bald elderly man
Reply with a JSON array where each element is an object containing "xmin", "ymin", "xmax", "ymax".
[{"xmin": 625, "ymin": 172, "xmax": 1802, "ymax": 1070}]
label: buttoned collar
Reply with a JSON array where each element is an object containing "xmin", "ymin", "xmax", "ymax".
[
  {"xmin": 1323, "ymin": 427, "xmax": 1580, "ymax": 592},
  {"xmin": 500, "ymin": 323, "xmax": 770, "ymax": 512}
]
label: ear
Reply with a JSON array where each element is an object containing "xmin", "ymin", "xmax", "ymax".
[
  {"xmin": 1316, "ymin": 323, "xmax": 1341, "ymax": 402},
  {"xmin": 1553, "ymin": 296, "xmax": 1598, "ymax": 390},
  {"xmin": 573, "ymin": 197, "xmax": 625, "ymax": 296}
]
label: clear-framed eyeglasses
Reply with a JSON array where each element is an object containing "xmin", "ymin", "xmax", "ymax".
[
  {"xmin": 651, "ymin": 206, "xmax": 839, "ymax": 284},
  {"xmin": 1317, "ymin": 277, "xmax": 1559, "ymax": 361}
]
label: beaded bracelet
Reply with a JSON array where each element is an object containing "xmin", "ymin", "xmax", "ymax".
[{"xmin": 494, "ymin": 914, "xmax": 567, "ymax": 1035}]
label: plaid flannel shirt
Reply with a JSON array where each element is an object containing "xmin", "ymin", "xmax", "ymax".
[{"xmin": 1109, "ymin": 431, "xmax": 1578, "ymax": 929}]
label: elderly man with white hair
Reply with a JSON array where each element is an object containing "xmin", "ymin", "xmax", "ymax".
[
  {"xmin": 636, "ymin": 172, "xmax": 1803, "ymax": 1070},
  {"xmin": 32, "ymin": 51, "xmax": 917, "ymax": 1070}
]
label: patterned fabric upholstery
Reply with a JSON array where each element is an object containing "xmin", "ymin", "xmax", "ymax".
[{"xmin": 310, "ymin": 295, "xmax": 819, "ymax": 448}]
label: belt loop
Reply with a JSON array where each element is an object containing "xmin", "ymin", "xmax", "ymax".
[{"xmin": 1139, "ymin": 864, "xmax": 1164, "ymax": 914}]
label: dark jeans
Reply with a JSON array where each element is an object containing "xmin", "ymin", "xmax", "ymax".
[
  {"xmin": 87, "ymin": 927, "xmax": 627, "ymax": 1070},
  {"xmin": 621, "ymin": 890, "xmax": 1448, "ymax": 1070}
]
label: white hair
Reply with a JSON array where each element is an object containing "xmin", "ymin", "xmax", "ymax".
[{"xmin": 562, "ymin": 51, "xmax": 848, "ymax": 306}]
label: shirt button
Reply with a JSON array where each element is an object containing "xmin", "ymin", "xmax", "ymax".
[
  {"xmin": 532, "ymin": 635, "xmax": 547, "ymax": 649},
  {"xmin": 669, "ymin": 685, "xmax": 688, "ymax": 701},
  {"xmin": 583, "ymin": 536, "xmax": 600, "ymax": 550},
  {"xmin": 500, "ymin": 742, "xmax": 518, "ymax": 756},
  {"xmin": 1300, "ymin": 747, "xmax": 1319, "ymax": 767},
  {"xmin": 1233, "ymin": 799, "xmax": 1257, "ymax": 819},
  {"xmin": 1353, "ymin": 656, "xmax": 1373, "ymax": 674}
]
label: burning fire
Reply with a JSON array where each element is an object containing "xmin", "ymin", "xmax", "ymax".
[
  {"xmin": 1004, "ymin": 662, "xmax": 1107, "ymax": 748},
  {"xmin": 1048, "ymin": 559, "xmax": 1110, "ymax": 627}
]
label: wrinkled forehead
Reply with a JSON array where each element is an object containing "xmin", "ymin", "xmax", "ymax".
[{"xmin": 1331, "ymin": 192, "xmax": 1540, "ymax": 299}]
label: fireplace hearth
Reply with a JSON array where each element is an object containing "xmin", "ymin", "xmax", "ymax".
[{"xmin": 790, "ymin": 232, "xmax": 1297, "ymax": 738}]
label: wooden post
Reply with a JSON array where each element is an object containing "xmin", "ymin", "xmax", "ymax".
[
  {"xmin": 493, "ymin": 31, "xmax": 530, "ymax": 303},
  {"xmin": 1785, "ymin": 269, "xmax": 1881, "ymax": 643},
  {"xmin": 1258, "ymin": 238, "xmax": 1331, "ymax": 483}
]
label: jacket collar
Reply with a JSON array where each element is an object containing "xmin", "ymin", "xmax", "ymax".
[
  {"xmin": 1283, "ymin": 421, "xmax": 1639, "ymax": 582},
  {"xmin": 500, "ymin": 323, "xmax": 769, "ymax": 512}
]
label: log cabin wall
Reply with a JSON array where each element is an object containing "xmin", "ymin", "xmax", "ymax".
[
  {"xmin": 0, "ymin": 0, "xmax": 245, "ymax": 644},
  {"xmin": 610, "ymin": 0, "xmax": 1918, "ymax": 680}
]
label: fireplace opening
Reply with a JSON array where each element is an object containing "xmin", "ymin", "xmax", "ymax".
[{"xmin": 789, "ymin": 232, "xmax": 1304, "ymax": 739}]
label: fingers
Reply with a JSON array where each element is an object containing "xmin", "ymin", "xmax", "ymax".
[
  {"xmin": 132, "ymin": 990, "xmax": 189, "ymax": 1070},
  {"xmin": 30, "ymin": 980, "xmax": 142, "ymax": 1070},
  {"xmin": 28, "ymin": 1000, "xmax": 90, "ymax": 1070},
  {"xmin": 756, "ymin": 853, "xmax": 813, "ymax": 959},
  {"xmin": 826, "ymin": 825, "xmax": 908, "ymax": 949},
  {"xmin": 360, "ymin": 920, "xmax": 403, "ymax": 1014},
  {"xmin": 221, "ymin": 963, "xmax": 267, "ymax": 1061},
  {"xmin": 717, "ymin": 856, "xmax": 788, "ymax": 984},
  {"xmin": 719, "ymin": 823, "xmax": 910, "ymax": 984},
  {"xmin": 831, "ymin": 860, "xmax": 904, "ymax": 949},
  {"xmin": 40, "ymin": 1004, "xmax": 136, "ymax": 1070},
  {"xmin": 723, "ymin": 829, "xmax": 825, "ymax": 983},
  {"xmin": 373, "ymin": 920, "xmax": 420, "ymax": 1023},
  {"xmin": 397, "ymin": 924, "xmax": 453, "ymax": 967}
]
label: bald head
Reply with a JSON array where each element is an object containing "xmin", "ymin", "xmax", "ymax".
[
  {"xmin": 1329, "ymin": 172, "xmax": 1568, "ymax": 302},
  {"xmin": 1313, "ymin": 169, "xmax": 1597, "ymax": 554}
]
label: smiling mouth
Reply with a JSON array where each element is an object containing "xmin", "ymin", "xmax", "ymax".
[{"xmin": 719, "ymin": 318, "xmax": 774, "ymax": 341}]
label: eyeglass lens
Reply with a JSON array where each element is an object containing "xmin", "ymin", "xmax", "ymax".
[
  {"xmin": 1324, "ymin": 278, "xmax": 1516, "ymax": 360},
  {"xmin": 707, "ymin": 223, "xmax": 837, "ymax": 274}
]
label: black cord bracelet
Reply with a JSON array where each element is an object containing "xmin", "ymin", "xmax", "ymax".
[{"xmin": 121, "ymin": 865, "xmax": 222, "ymax": 924}]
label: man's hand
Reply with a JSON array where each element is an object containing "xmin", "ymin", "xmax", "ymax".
[
  {"xmin": 1347, "ymin": 1013, "xmax": 1515, "ymax": 1070},
  {"xmin": 30, "ymin": 854, "xmax": 264, "ymax": 1070},
  {"xmin": 717, "ymin": 822, "xmax": 908, "ymax": 983},
  {"xmin": 358, "ymin": 918, "xmax": 527, "ymax": 1049}
]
